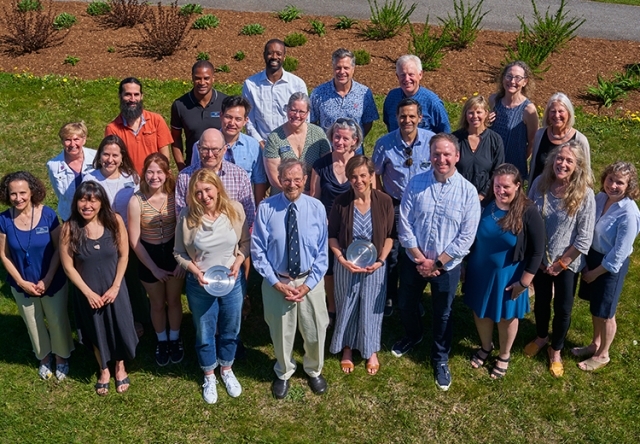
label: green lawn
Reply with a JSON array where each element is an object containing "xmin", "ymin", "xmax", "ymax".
[{"xmin": 1, "ymin": 73, "xmax": 640, "ymax": 442}]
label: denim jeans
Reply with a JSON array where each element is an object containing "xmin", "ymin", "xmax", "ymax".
[{"xmin": 186, "ymin": 271, "xmax": 245, "ymax": 372}]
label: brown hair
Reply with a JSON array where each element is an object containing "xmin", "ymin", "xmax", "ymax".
[
  {"xmin": 140, "ymin": 153, "xmax": 175, "ymax": 195},
  {"xmin": 495, "ymin": 61, "xmax": 534, "ymax": 100},
  {"xmin": 600, "ymin": 161, "xmax": 640, "ymax": 200},
  {"xmin": 346, "ymin": 155, "xmax": 375, "ymax": 179},
  {"xmin": 485, "ymin": 163, "xmax": 532, "ymax": 234},
  {"xmin": 94, "ymin": 135, "xmax": 140, "ymax": 185},
  {"xmin": 0, "ymin": 171, "xmax": 46, "ymax": 206}
]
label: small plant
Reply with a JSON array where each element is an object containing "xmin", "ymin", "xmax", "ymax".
[
  {"xmin": 86, "ymin": 1, "xmax": 111, "ymax": 16},
  {"xmin": 134, "ymin": 1, "xmax": 190, "ymax": 59},
  {"xmin": 283, "ymin": 55, "xmax": 298, "ymax": 72},
  {"xmin": 276, "ymin": 5, "xmax": 302, "ymax": 22},
  {"xmin": 216, "ymin": 64, "xmax": 230, "ymax": 73},
  {"xmin": 179, "ymin": 3, "xmax": 202, "ymax": 16},
  {"xmin": 586, "ymin": 74, "xmax": 627, "ymax": 108},
  {"xmin": 408, "ymin": 15, "xmax": 450, "ymax": 71},
  {"xmin": 233, "ymin": 50, "xmax": 245, "ymax": 61},
  {"xmin": 17, "ymin": 0, "xmax": 42, "ymax": 12},
  {"xmin": 362, "ymin": 0, "xmax": 416, "ymax": 40},
  {"xmin": 63, "ymin": 55, "xmax": 80, "ymax": 66},
  {"xmin": 353, "ymin": 49, "xmax": 371, "ymax": 66},
  {"xmin": 0, "ymin": 0, "xmax": 69, "ymax": 54},
  {"xmin": 240, "ymin": 23, "xmax": 265, "ymax": 36},
  {"xmin": 335, "ymin": 15, "xmax": 357, "ymax": 30},
  {"xmin": 53, "ymin": 12, "xmax": 77, "ymax": 30},
  {"xmin": 100, "ymin": 0, "xmax": 149, "ymax": 28},
  {"xmin": 192, "ymin": 14, "xmax": 219, "ymax": 30},
  {"xmin": 309, "ymin": 19, "xmax": 326, "ymax": 37},
  {"xmin": 283, "ymin": 32, "xmax": 307, "ymax": 47},
  {"xmin": 196, "ymin": 51, "xmax": 209, "ymax": 61},
  {"xmin": 107, "ymin": 46, "xmax": 115, "ymax": 52},
  {"xmin": 438, "ymin": 0, "xmax": 488, "ymax": 50}
]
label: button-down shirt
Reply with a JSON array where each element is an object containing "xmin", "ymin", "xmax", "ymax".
[
  {"xmin": 46, "ymin": 148, "xmax": 96, "ymax": 221},
  {"xmin": 372, "ymin": 128, "xmax": 435, "ymax": 201},
  {"xmin": 175, "ymin": 160, "xmax": 256, "ymax": 229},
  {"xmin": 190, "ymin": 133, "xmax": 267, "ymax": 186},
  {"xmin": 251, "ymin": 193, "xmax": 328, "ymax": 289},
  {"xmin": 242, "ymin": 70, "xmax": 308, "ymax": 142},
  {"xmin": 592, "ymin": 192, "xmax": 640, "ymax": 273},
  {"xmin": 383, "ymin": 86, "xmax": 450, "ymax": 134},
  {"xmin": 399, "ymin": 170, "xmax": 480, "ymax": 270}
]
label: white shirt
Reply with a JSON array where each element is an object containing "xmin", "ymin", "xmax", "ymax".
[
  {"xmin": 194, "ymin": 214, "xmax": 238, "ymax": 271},
  {"xmin": 83, "ymin": 170, "xmax": 139, "ymax": 225},
  {"xmin": 242, "ymin": 70, "xmax": 308, "ymax": 142},
  {"xmin": 46, "ymin": 148, "xmax": 96, "ymax": 221}
]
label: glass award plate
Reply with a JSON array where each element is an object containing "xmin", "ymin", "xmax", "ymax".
[
  {"xmin": 203, "ymin": 265, "xmax": 236, "ymax": 297},
  {"xmin": 346, "ymin": 240, "xmax": 377, "ymax": 268}
]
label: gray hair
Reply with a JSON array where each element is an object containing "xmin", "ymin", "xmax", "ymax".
[
  {"xmin": 278, "ymin": 158, "xmax": 306, "ymax": 178},
  {"xmin": 326, "ymin": 118, "xmax": 363, "ymax": 152},
  {"xmin": 332, "ymin": 48, "xmax": 355, "ymax": 68},
  {"xmin": 396, "ymin": 54, "xmax": 422, "ymax": 74},
  {"xmin": 287, "ymin": 92, "xmax": 311, "ymax": 112},
  {"xmin": 542, "ymin": 92, "xmax": 576, "ymax": 129}
]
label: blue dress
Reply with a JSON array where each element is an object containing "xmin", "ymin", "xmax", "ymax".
[
  {"xmin": 464, "ymin": 203, "xmax": 529, "ymax": 321},
  {"xmin": 312, "ymin": 154, "xmax": 351, "ymax": 216},
  {"xmin": 492, "ymin": 99, "xmax": 531, "ymax": 180}
]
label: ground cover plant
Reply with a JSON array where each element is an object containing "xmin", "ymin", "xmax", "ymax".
[
  {"xmin": 275, "ymin": 4, "xmax": 302, "ymax": 22},
  {"xmin": 179, "ymin": 3, "xmax": 202, "ymax": 16},
  {"xmin": 409, "ymin": 15, "xmax": 450, "ymax": 71},
  {"xmin": 353, "ymin": 48, "xmax": 371, "ymax": 65},
  {"xmin": 309, "ymin": 19, "xmax": 326, "ymax": 37},
  {"xmin": 85, "ymin": 1, "xmax": 110, "ymax": 16},
  {"xmin": 63, "ymin": 54, "xmax": 79, "ymax": 65},
  {"xmin": 362, "ymin": 0, "xmax": 417, "ymax": 40},
  {"xmin": 334, "ymin": 15, "xmax": 357, "ymax": 30},
  {"xmin": 240, "ymin": 23, "xmax": 265, "ymax": 35},
  {"xmin": 191, "ymin": 13, "xmax": 219, "ymax": 30},
  {"xmin": 283, "ymin": 32, "xmax": 307, "ymax": 47},
  {"xmin": 53, "ymin": 11, "xmax": 77, "ymax": 30},
  {"xmin": 0, "ymin": 73, "xmax": 639, "ymax": 442},
  {"xmin": 586, "ymin": 65, "xmax": 640, "ymax": 108},
  {"xmin": 283, "ymin": 55, "xmax": 298, "ymax": 71}
]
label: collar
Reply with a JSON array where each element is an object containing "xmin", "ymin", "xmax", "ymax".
[
  {"xmin": 122, "ymin": 111, "xmax": 147, "ymax": 129},
  {"xmin": 189, "ymin": 89, "xmax": 218, "ymax": 107}
]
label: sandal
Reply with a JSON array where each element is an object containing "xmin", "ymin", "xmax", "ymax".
[
  {"xmin": 523, "ymin": 337, "xmax": 548, "ymax": 358},
  {"xmin": 571, "ymin": 345, "xmax": 596, "ymax": 358},
  {"xmin": 490, "ymin": 356, "xmax": 510, "ymax": 379},
  {"xmin": 547, "ymin": 348, "xmax": 564, "ymax": 378},
  {"xmin": 470, "ymin": 345, "xmax": 493, "ymax": 369},
  {"xmin": 366, "ymin": 356, "xmax": 380, "ymax": 376},
  {"xmin": 578, "ymin": 357, "xmax": 610, "ymax": 371},
  {"xmin": 340, "ymin": 360, "xmax": 354, "ymax": 374},
  {"xmin": 115, "ymin": 376, "xmax": 130, "ymax": 393},
  {"xmin": 95, "ymin": 381, "xmax": 110, "ymax": 396}
]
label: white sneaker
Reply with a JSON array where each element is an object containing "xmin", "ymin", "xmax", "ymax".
[
  {"xmin": 221, "ymin": 369, "xmax": 242, "ymax": 398},
  {"xmin": 202, "ymin": 375, "xmax": 218, "ymax": 404}
]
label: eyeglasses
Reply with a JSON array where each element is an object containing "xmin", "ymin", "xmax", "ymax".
[
  {"xmin": 198, "ymin": 143, "xmax": 224, "ymax": 155},
  {"xmin": 281, "ymin": 177, "xmax": 304, "ymax": 185},
  {"xmin": 287, "ymin": 108, "xmax": 308, "ymax": 116},
  {"xmin": 504, "ymin": 74, "xmax": 526, "ymax": 83},
  {"xmin": 404, "ymin": 147, "xmax": 413, "ymax": 167}
]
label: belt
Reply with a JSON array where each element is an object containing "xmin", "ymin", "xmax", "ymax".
[{"xmin": 277, "ymin": 269, "xmax": 311, "ymax": 280}]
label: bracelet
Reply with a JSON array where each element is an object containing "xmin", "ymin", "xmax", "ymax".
[
  {"xmin": 557, "ymin": 259, "xmax": 568, "ymax": 270},
  {"xmin": 519, "ymin": 279, "xmax": 529, "ymax": 288},
  {"xmin": 376, "ymin": 259, "xmax": 384, "ymax": 265}
]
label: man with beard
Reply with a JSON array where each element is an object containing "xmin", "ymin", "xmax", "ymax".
[
  {"xmin": 105, "ymin": 77, "xmax": 172, "ymax": 175},
  {"xmin": 171, "ymin": 61, "xmax": 228, "ymax": 171},
  {"xmin": 242, "ymin": 39, "xmax": 307, "ymax": 148}
]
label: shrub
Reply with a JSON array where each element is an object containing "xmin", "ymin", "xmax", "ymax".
[
  {"xmin": 283, "ymin": 55, "xmax": 298, "ymax": 72},
  {"xmin": 438, "ymin": 0, "xmax": 488, "ymax": 49},
  {"xmin": 86, "ymin": 1, "xmax": 110, "ymax": 16},
  {"xmin": 361, "ymin": 0, "xmax": 416, "ymax": 40},
  {"xmin": 276, "ymin": 5, "xmax": 302, "ymax": 22},
  {"xmin": 240, "ymin": 23, "xmax": 265, "ymax": 36},
  {"xmin": 216, "ymin": 64, "xmax": 230, "ymax": 73},
  {"xmin": 284, "ymin": 32, "xmax": 307, "ymax": 47},
  {"xmin": 63, "ymin": 55, "xmax": 79, "ymax": 66},
  {"xmin": 335, "ymin": 15, "xmax": 357, "ymax": 30},
  {"xmin": 17, "ymin": 0, "xmax": 41, "ymax": 12},
  {"xmin": 586, "ymin": 74, "xmax": 627, "ymax": 108},
  {"xmin": 408, "ymin": 15, "xmax": 450, "ymax": 71},
  {"xmin": 192, "ymin": 14, "xmax": 219, "ymax": 30},
  {"xmin": 196, "ymin": 51, "xmax": 209, "ymax": 61},
  {"xmin": 0, "ymin": 0, "xmax": 69, "ymax": 54},
  {"xmin": 134, "ymin": 1, "xmax": 190, "ymax": 59},
  {"xmin": 53, "ymin": 12, "xmax": 77, "ymax": 30},
  {"xmin": 354, "ymin": 49, "xmax": 371, "ymax": 65},
  {"xmin": 179, "ymin": 3, "xmax": 202, "ymax": 16},
  {"xmin": 233, "ymin": 50, "xmax": 245, "ymax": 61},
  {"xmin": 309, "ymin": 19, "xmax": 326, "ymax": 37},
  {"xmin": 101, "ymin": 0, "xmax": 149, "ymax": 28}
]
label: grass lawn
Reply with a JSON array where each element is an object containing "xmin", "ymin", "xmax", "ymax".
[{"xmin": 1, "ymin": 73, "xmax": 640, "ymax": 442}]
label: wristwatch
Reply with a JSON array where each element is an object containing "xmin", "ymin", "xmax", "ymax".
[{"xmin": 435, "ymin": 259, "xmax": 444, "ymax": 269}]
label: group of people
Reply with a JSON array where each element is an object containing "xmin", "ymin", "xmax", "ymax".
[{"xmin": 1, "ymin": 39, "xmax": 638, "ymax": 404}]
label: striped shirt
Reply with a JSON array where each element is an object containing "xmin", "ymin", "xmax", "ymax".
[{"xmin": 135, "ymin": 191, "xmax": 176, "ymax": 243}]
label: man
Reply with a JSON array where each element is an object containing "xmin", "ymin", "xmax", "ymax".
[
  {"xmin": 394, "ymin": 133, "xmax": 480, "ymax": 391},
  {"xmin": 382, "ymin": 55, "xmax": 450, "ymax": 134},
  {"xmin": 105, "ymin": 77, "xmax": 172, "ymax": 175},
  {"xmin": 190, "ymin": 96, "xmax": 268, "ymax": 205},
  {"xmin": 310, "ymin": 48, "xmax": 379, "ymax": 147},
  {"xmin": 242, "ymin": 39, "xmax": 308, "ymax": 147},
  {"xmin": 372, "ymin": 98, "xmax": 435, "ymax": 317},
  {"xmin": 251, "ymin": 158, "xmax": 329, "ymax": 399},
  {"xmin": 170, "ymin": 61, "xmax": 228, "ymax": 170}
]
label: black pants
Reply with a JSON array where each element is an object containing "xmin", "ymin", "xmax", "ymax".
[{"xmin": 385, "ymin": 200, "xmax": 401, "ymax": 301}]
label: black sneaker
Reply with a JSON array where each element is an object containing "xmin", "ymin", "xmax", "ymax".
[
  {"xmin": 169, "ymin": 338, "xmax": 184, "ymax": 364},
  {"xmin": 156, "ymin": 340, "xmax": 170, "ymax": 366},
  {"xmin": 391, "ymin": 336, "xmax": 422, "ymax": 358},
  {"xmin": 434, "ymin": 362, "xmax": 452, "ymax": 391},
  {"xmin": 384, "ymin": 299, "xmax": 394, "ymax": 317}
]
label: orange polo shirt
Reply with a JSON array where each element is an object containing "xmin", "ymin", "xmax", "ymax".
[{"xmin": 105, "ymin": 109, "xmax": 173, "ymax": 175}]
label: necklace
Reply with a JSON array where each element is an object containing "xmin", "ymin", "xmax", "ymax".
[
  {"xmin": 490, "ymin": 201, "xmax": 505, "ymax": 222},
  {"xmin": 12, "ymin": 207, "xmax": 35, "ymax": 267}
]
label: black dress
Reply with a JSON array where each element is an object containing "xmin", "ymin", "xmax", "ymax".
[{"xmin": 72, "ymin": 229, "xmax": 138, "ymax": 368}]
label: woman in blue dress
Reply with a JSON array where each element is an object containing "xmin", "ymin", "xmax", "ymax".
[{"xmin": 464, "ymin": 163, "xmax": 544, "ymax": 378}]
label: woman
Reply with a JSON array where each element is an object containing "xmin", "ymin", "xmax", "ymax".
[
  {"xmin": 0, "ymin": 172, "xmax": 74, "ymax": 380},
  {"xmin": 310, "ymin": 118, "xmax": 364, "ymax": 327},
  {"xmin": 328, "ymin": 156, "xmax": 394, "ymax": 375},
  {"xmin": 60, "ymin": 181, "xmax": 138, "ymax": 395},
  {"xmin": 529, "ymin": 93, "xmax": 591, "ymax": 185},
  {"xmin": 464, "ymin": 163, "xmax": 544, "ymax": 378},
  {"xmin": 46, "ymin": 121, "xmax": 96, "ymax": 222},
  {"xmin": 174, "ymin": 169, "xmax": 249, "ymax": 404},
  {"xmin": 128, "ymin": 153, "xmax": 185, "ymax": 367},
  {"xmin": 524, "ymin": 142, "xmax": 595, "ymax": 378},
  {"xmin": 453, "ymin": 96, "xmax": 505, "ymax": 201},
  {"xmin": 489, "ymin": 61, "xmax": 539, "ymax": 180},
  {"xmin": 574, "ymin": 162, "xmax": 640, "ymax": 371},
  {"xmin": 264, "ymin": 92, "xmax": 331, "ymax": 193}
]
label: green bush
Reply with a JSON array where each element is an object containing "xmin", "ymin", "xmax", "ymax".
[
  {"xmin": 361, "ymin": 0, "xmax": 416, "ymax": 40},
  {"xmin": 276, "ymin": 5, "xmax": 302, "ymax": 22},
  {"xmin": 63, "ymin": 55, "xmax": 79, "ymax": 66},
  {"xmin": 335, "ymin": 15, "xmax": 357, "ymax": 30},
  {"xmin": 17, "ymin": 0, "xmax": 42, "ymax": 12},
  {"xmin": 179, "ymin": 3, "xmax": 203, "ymax": 16},
  {"xmin": 216, "ymin": 64, "xmax": 231, "ymax": 73},
  {"xmin": 196, "ymin": 51, "xmax": 209, "ymax": 61},
  {"xmin": 192, "ymin": 14, "xmax": 219, "ymax": 30},
  {"xmin": 309, "ymin": 19, "xmax": 326, "ymax": 37},
  {"xmin": 283, "ymin": 32, "xmax": 307, "ymax": 47},
  {"xmin": 233, "ymin": 50, "xmax": 245, "ymax": 61},
  {"xmin": 86, "ymin": 1, "xmax": 111, "ymax": 16},
  {"xmin": 353, "ymin": 49, "xmax": 371, "ymax": 65},
  {"xmin": 438, "ymin": 0, "xmax": 488, "ymax": 49},
  {"xmin": 107, "ymin": 46, "xmax": 115, "ymax": 52},
  {"xmin": 240, "ymin": 23, "xmax": 265, "ymax": 36},
  {"xmin": 408, "ymin": 15, "xmax": 450, "ymax": 71},
  {"xmin": 585, "ymin": 66, "xmax": 640, "ymax": 108},
  {"xmin": 53, "ymin": 12, "xmax": 77, "ymax": 30},
  {"xmin": 283, "ymin": 55, "xmax": 298, "ymax": 72}
]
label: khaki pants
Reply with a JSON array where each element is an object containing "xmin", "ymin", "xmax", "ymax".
[
  {"xmin": 262, "ymin": 277, "xmax": 329, "ymax": 380},
  {"xmin": 12, "ymin": 283, "xmax": 74, "ymax": 360}
]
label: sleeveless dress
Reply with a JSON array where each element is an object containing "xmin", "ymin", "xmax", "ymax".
[
  {"xmin": 492, "ymin": 99, "xmax": 532, "ymax": 180},
  {"xmin": 72, "ymin": 229, "xmax": 138, "ymax": 368},
  {"xmin": 463, "ymin": 203, "xmax": 529, "ymax": 322},
  {"xmin": 312, "ymin": 154, "xmax": 351, "ymax": 216}
]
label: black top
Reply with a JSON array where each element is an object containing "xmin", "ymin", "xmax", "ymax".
[
  {"xmin": 453, "ymin": 128, "xmax": 505, "ymax": 197},
  {"xmin": 170, "ymin": 89, "xmax": 228, "ymax": 164},
  {"xmin": 312, "ymin": 154, "xmax": 351, "ymax": 216},
  {"xmin": 512, "ymin": 203, "xmax": 545, "ymax": 274},
  {"xmin": 530, "ymin": 130, "xmax": 577, "ymax": 184}
]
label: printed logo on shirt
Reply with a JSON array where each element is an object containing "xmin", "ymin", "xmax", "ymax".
[
  {"xmin": 35, "ymin": 227, "xmax": 49, "ymax": 235},
  {"xmin": 124, "ymin": 181, "xmax": 135, "ymax": 188},
  {"xmin": 279, "ymin": 146, "xmax": 292, "ymax": 154},
  {"xmin": 420, "ymin": 161, "xmax": 431, "ymax": 170},
  {"xmin": 210, "ymin": 112, "xmax": 220, "ymax": 118}
]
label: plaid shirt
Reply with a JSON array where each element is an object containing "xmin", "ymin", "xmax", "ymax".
[{"xmin": 175, "ymin": 160, "xmax": 256, "ymax": 229}]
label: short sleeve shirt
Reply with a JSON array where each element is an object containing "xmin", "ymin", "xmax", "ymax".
[{"xmin": 309, "ymin": 79, "xmax": 379, "ymax": 132}]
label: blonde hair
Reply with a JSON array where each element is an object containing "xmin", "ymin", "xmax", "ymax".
[
  {"xmin": 186, "ymin": 169, "xmax": 238, "ymax": 228},
  {"xmin": 59, "ymin": 121, "xmax": 88, "ymax": 140},
  {"xmin": 457, "ymin": 95, "xmax": 492, "ymax": 131}
]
